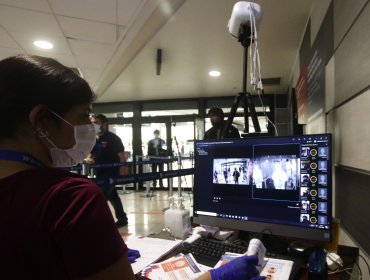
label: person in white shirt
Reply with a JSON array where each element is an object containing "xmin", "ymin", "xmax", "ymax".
[{"xmin": 271, "ymin": 161, "xmax": 288, "ymax": 189}]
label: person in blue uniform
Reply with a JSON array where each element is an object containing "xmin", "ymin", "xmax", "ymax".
[{"xmin": 86, "ymin": 114, "xmax": 128, "ymax": 227}]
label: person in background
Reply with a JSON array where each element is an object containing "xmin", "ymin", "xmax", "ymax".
[
  {"xmin": 318, "ymin": 147, "xmax": 327, "ymax": 157},
  {"xmin": 318, "ymin": 160, "xmax": 327, "ymax": 171},
  {"xmin": 223, "ymin": 167, "xmax": 229, "ymax": 183},
  {"xmin": 319, "ymin": 188, "xmax": 327, "ymax": 199},
  {"xmin": 253, "ymin": 162, "xmax": 264, "ymax": 188},
  {"xmin": 204, "ymin": 107, "xmax": 240, "ymax": 140},
  {"xmin": 85, "ymin": 113, "xmax": 129, "ymax": 228},
  {"xmin": 271, "ymin": 161, "xmax": 288, "ymax": 189},
  {"xmin": 147, "ymin": 129, "xmax": 166, "ymax": 188},
  {"xmin": 318, "ymin": 174, "xmax": 327, "ymax": 185},
  {"xmin": 233, "ymin": 167, "xmax": 240, "ymax": 184}
]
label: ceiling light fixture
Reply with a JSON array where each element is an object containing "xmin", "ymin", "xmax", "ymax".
[
  {"xmin": 209, "ymin": 70, "xmax": 221, "ymax": 77},
  {"xmin": 33, "ymin": 40, "xmax": 53, "ymax": 50}
]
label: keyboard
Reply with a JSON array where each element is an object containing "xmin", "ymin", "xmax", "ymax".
[
  {"xmin": 181, "ymin": 236, "xmax": 303, "ymax": 280},
  {"xmin": 181, "ymin": 236, "xmax": 248, "ymax": 267}
]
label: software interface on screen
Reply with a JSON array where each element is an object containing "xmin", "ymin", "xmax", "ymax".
[{"xmin": 193, "ymin": 134, "xmax": 332, "ymax": 241}]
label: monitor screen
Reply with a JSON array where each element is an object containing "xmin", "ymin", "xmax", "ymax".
[{"xmin": 193, "ymin": 134, "xmax": 332, "ymax": 242}]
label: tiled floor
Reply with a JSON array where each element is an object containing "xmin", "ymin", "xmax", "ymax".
[{"xmin": 111, "ymin": 186, "xmax": 193, "ymax": 242}]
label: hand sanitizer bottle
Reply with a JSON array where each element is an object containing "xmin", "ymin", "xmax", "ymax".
[
  {"xmin": 164, "ymin": 196, "xmax": 178, "ymax": 232},
  {"xmin": 180, "ymin": 197, "xmax": 192, "ymax": 236},
  {"xmin": 175, "ymin": 197, "xmax": 192, "ymax": 239},
  {"xmin": 164, "ymin": 197, "xmax": 192, "ymax": 239}
]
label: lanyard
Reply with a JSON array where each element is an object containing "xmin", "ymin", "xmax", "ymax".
[{"xmin": 0, "ymin": 149, "xmax": 45, "ymax": 168}]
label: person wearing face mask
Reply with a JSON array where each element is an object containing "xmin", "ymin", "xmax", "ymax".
[
  {"xmin": 204, "ymin": 107, "xmax": 240, "ymax": 140},
  {"xmin": 0, "ymin": 55, "xmax": 136, "ymax": 279},
  {"xmin": 0, "ymin": 55, "xmax": 266, "ymax": 280},
  {"xmin": 85, "ymin": 114, "xmax": 128, "ymax": 228}
]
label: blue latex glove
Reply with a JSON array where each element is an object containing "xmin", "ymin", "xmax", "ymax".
[
  {"xmin": 209, "ymin": 255, "xmax": 265, "ymax": 280},
  {"xmin": 127, "ymin": 248, "xmax": 141, "ymax": 263}
]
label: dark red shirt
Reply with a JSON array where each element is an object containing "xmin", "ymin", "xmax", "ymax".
[{"xmin": 0, "ymin": 168, "xmax": 127, "ymax": 279}]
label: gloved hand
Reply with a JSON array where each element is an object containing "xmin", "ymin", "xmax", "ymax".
[
  {"xmin": 209, "ymin": 255, "xmax": 265, "ymax": 280},
  {"xmin": 127, "ymin": 248, "xmax": 141, "ymax": 263}
]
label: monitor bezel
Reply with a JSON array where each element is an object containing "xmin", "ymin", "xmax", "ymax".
[{"xmin": 192, "ymin": 133, "xmax": 332, "ymax": 242}]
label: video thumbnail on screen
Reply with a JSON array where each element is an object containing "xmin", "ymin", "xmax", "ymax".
[{"xmin": 212, "ymin": 156, "xmax": 299, "ymax": 190}]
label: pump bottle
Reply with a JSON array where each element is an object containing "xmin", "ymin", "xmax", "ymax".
[{"xmin": 164, "ymin": 197, "xmax": 191, "ymax": 239}]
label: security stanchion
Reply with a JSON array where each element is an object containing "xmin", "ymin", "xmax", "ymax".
[
  {"xmin": 139, "ymin": 156, "xmax": 156, "ymax": 198},
  {"xmin": 62, "ymin": 157, "xmax": 194, "ymax": 200},
  {"xmin": 119, "ymin": 184, "xmax": 132, "ymax": 194},
  {"xmin": 168, "ymin": 161, "xmax": 173, "ymax": 197},
  {"xmin": 135, "ymin": 155, "xmax": 140, "ymax": 192},
  {"xmin": 177, "ymin": 156, "xmax": 182, "ymax": 199},
  {"xmin": 81, "ymin": 161, "xmax": 89, "ymax": 176}
]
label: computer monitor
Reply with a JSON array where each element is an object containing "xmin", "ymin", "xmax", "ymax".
[{"xmin": 193, "ymin": 134, "xmax": 332, "ymax": 242}]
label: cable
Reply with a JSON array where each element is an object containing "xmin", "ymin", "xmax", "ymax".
[
  {"xmin": 359, "ymin": 254, "xmax": 370, "ymax": 279},
  {"xmin": 353, "ymin": 259, "xmax": 363, "ymax": 279},
  {"xmin": 246, "ymin": 3, "xmax": 278, "ymax": 136},
  {"xmin": 257, "ymin": 89, "xmax": 278, "ymax": 136}
]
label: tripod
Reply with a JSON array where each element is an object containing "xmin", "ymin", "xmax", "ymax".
[{"xmin": 222, "ymin": 24, "xmax": 261, "ymax": 138}]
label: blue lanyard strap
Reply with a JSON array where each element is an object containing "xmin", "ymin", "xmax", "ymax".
[{"xmin": 0, "ymin": 150, "xmax": 45, "ymax": 168}]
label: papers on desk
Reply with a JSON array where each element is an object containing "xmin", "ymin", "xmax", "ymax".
[
  {"xmin": 259, "ymin": 257, "xmax": 294, "ymax": 280},
  {"xmin": 127, "ymin": 236, "xmax": 293, "ymax": 280},
  {"xmin": 215, "ymin": 253, "xmax": 294, "ymax": 280},
  {"xmin": 142, "ymin": 253, "xmax": 207, "ymax": 280},
  {"xmin": 125, "ymin": 236, "xmax": 182, "ymax": 274}
]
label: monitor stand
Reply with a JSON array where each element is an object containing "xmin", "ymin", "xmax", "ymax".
[{"xmin": 287, "ymin": 240, "xmax": 317, "ymax": 261}]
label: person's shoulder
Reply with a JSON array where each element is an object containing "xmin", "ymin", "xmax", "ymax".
[
  {"xmin": 230, "ymin": 124, "xmax": 239, "ymax": 133},
  {"xmin": 203, "ymin": 130, "xmax": 212, "ymax": 140},
  {"xmin": 204, "ymin": 126, "xmax": 215, "ymax": 136},
  {"xmin": 20, "ymin": 167, "xmax": 82, "ymax": 181},
  {"xmin": 15, "ymin": 168, "xmax": 101, "ymax": 198},
  {"xmin": 148, "ymin": 139, "xmax": 156, "ymax": 148},
  {"xmin": 106, "ymin": 131, "xmax": 120, "ymax": 139},
  {"xmin": 46, "ymin": 170, "xmax": 103, "ymax": 202},
  {"xmin": 47, "ymin": 168, "xmax": 98, "ymax": 188}
]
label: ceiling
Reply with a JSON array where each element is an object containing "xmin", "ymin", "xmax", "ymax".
[{"xmin": 0, "ymin": 0, "xmax": 315, "ymax": 103}]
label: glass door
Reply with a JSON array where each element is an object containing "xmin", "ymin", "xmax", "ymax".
[
  {"xmin": 141, "ymin": 123, "xmax": 168, "ymax": 189},
  {"xmin": 111, "ymin": 124, "xmax": 133, "ymax": 161},
  {"xmin": 141, "ymin": 123, "xmax": 167, "ymax": 156},
  {"xmin": 171, "ymin": 121, "xmax": 195, "ymax": 191}
]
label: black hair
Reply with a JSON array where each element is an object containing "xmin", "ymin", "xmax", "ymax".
[
  {"xmin": 0, "ymin": 55, "xmax": 96, "ymax": 138},
  {"xmin": 154, "ymin": 129, "xmax": 160, "ymax": 135},
  {"xmin": 208, "ymin": 107, "xmax": 224, "ymax": 118},
  {"xmin": 92, "ymin": 113, "xmax": 108, "ymax": 124}
]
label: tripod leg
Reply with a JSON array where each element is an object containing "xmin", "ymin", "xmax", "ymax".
[{"xmin": 222, "ymin": 92, "xmax": 243, "ymax": 138}]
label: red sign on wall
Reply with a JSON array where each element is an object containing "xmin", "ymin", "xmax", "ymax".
[{"xmin": 295, "ymin": 69, "xmax": 308, "ymax": 124}]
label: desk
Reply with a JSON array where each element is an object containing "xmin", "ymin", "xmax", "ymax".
[{"xmin": 134, "ymin": 238, "xmax": 359, "ymax": 280}]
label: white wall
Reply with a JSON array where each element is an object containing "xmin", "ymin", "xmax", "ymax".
[{"xmin": 291, "ymin": 1, "xmax": 370, "ymax": 278}]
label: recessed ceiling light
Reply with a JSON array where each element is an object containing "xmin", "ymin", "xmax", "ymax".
[
  {"xmin": 33, "ymin": 40, "xmax": 53, "ymax": 50},
  {"xmin": 209, "ymin": 70, "xmax": 221, "ymax": 77}
]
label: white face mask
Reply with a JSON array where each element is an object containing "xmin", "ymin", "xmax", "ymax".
[{"xmin": 44, "ymin": 111, "xmax": 96, "ymax": 167}]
